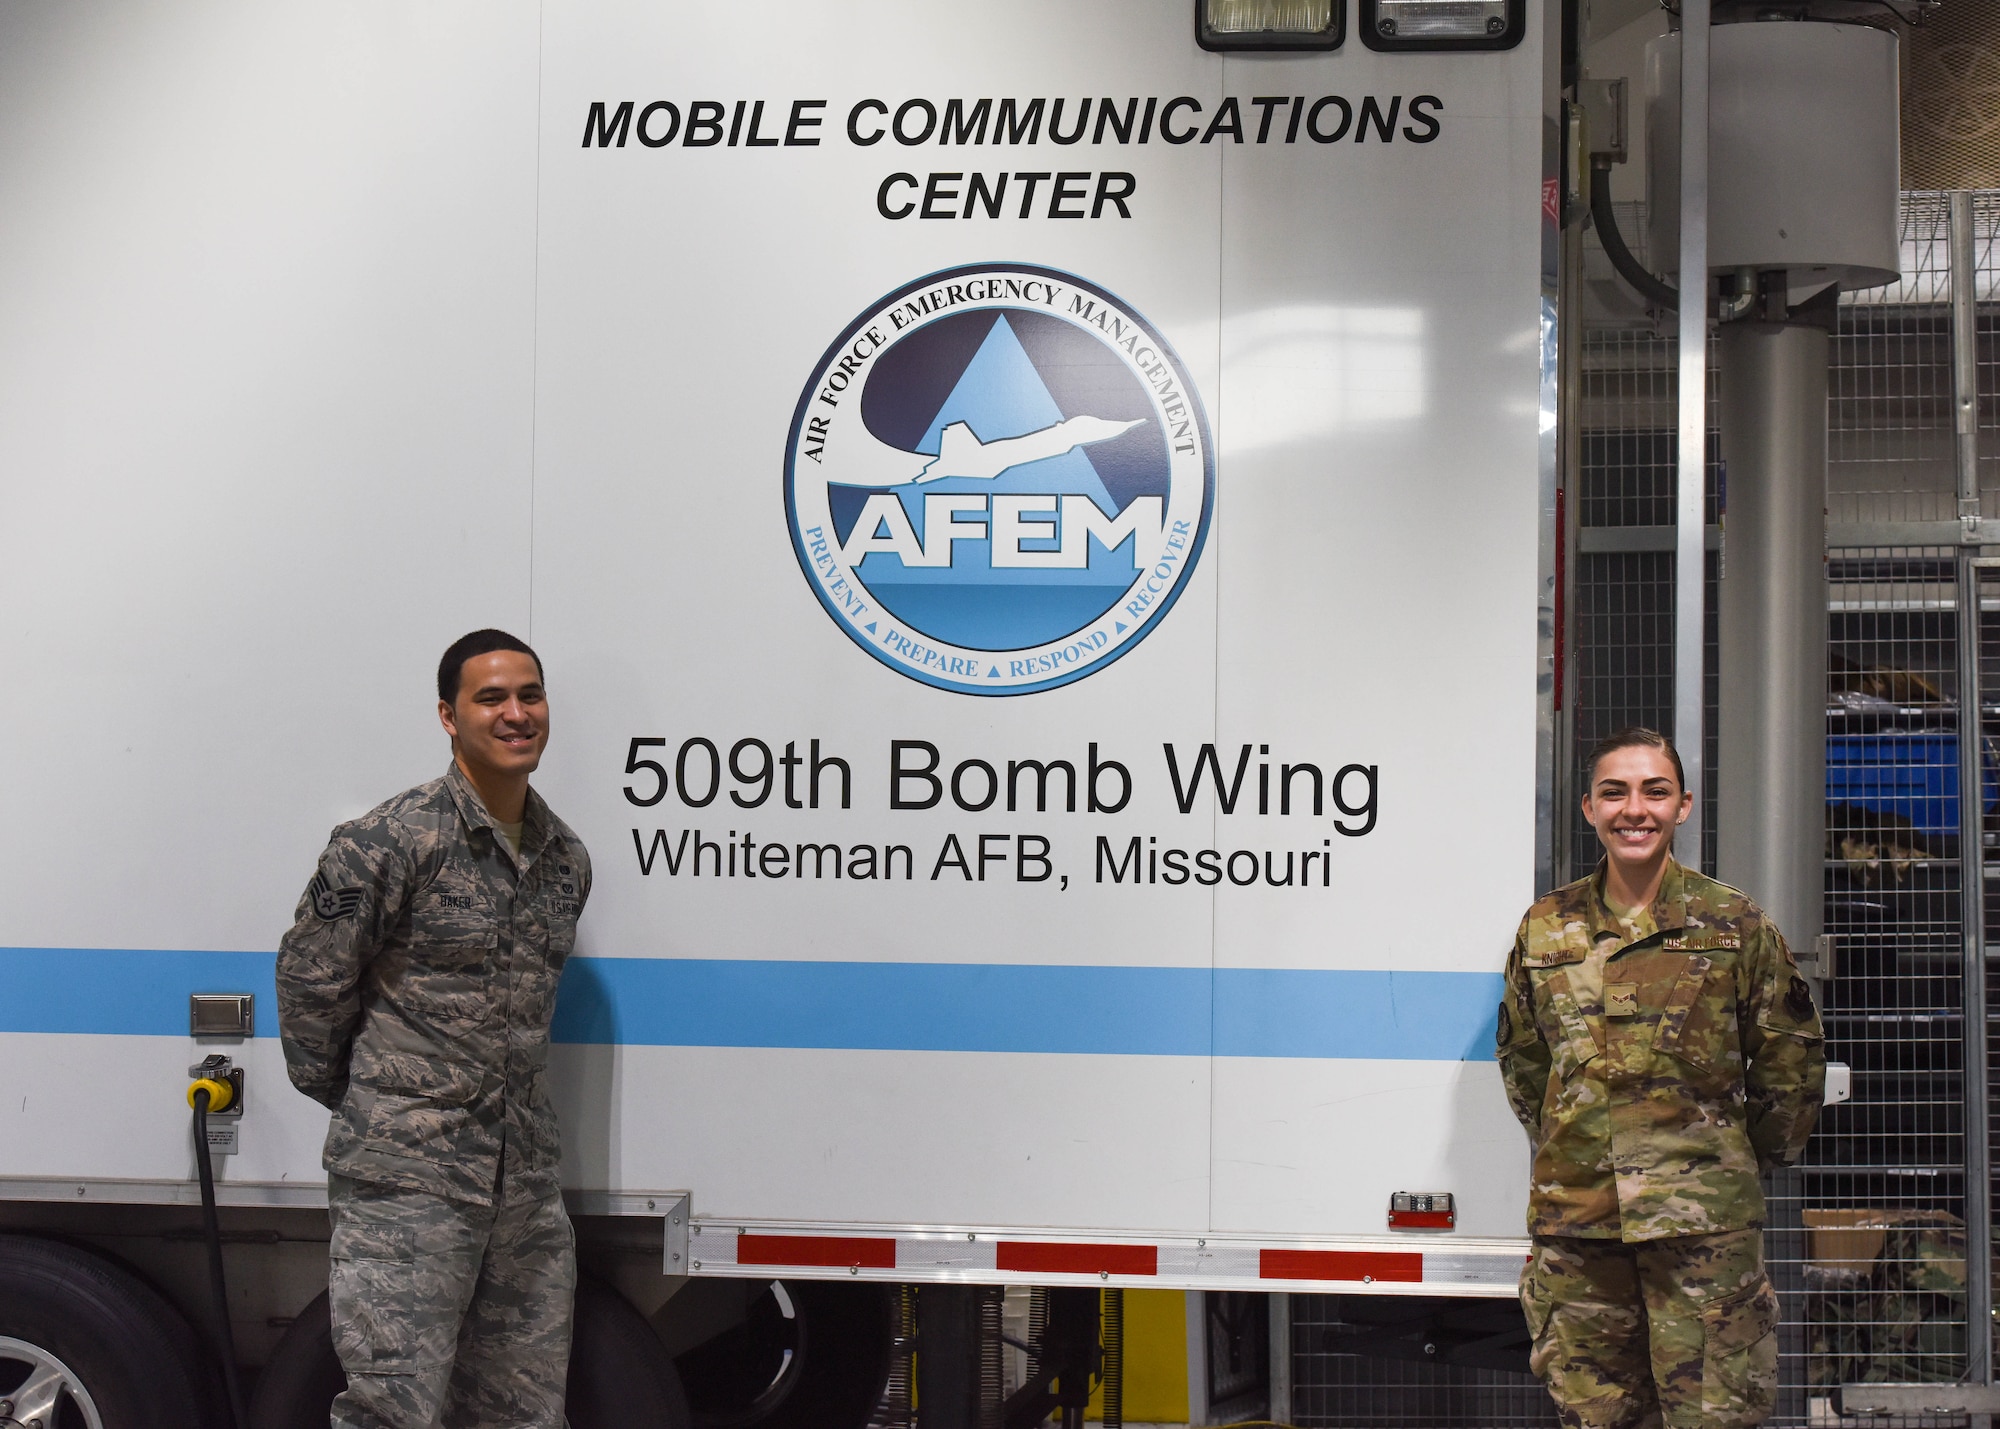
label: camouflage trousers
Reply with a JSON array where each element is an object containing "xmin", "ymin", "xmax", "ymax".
[
  {"xmin": 326, "ymin": 1173, "xmax": 576, "ymax": 1429},
  {"xmin": 1521, "ymin": 1229, "xmax": 1779, "ymax": 1429}
]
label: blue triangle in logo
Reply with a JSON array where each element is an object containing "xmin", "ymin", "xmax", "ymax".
[
  {"xmin": 989, "ymin": 666, "xmax": 1000, "ymax": 678},
  {"xmin": 908, "ymin": 316, "xmax": 1115, "ymax": 509},
  {"xmin": 1115, "ymin": 621, "xmax": 1127, "ymax": 634},
  {"xmin": 864, "ymin": 621, "xmax": 877, "ymax": 633},
  {"xmin": 917, "ymin": 315, "xmax": 1063, "ymax": 454}
]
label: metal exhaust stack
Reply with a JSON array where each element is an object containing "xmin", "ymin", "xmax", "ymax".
[{"xmin": 1716, "ymin": 317, "xmax": 1829, "ymax": 951}]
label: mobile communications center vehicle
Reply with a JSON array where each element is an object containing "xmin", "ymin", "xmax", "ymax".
[{"xmin": 0, "ymin": 0, "xmax": 1553, "ymax": 1422}]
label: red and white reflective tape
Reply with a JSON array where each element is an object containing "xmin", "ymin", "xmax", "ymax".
[{"xmin": 688, "ymin": 1223, "xmax": 1529, "ymax": 1296}]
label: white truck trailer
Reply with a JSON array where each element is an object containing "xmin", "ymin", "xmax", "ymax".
[{"xmin": 0, "ymin": 0, "xmax": 1554, "ymax": 1424}]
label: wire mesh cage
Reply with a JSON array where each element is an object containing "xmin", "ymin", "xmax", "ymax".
[
  {"xmin": 1789, "ymin": 193, "xmax": 1994, "ymax": 1428},
  {"xmin": 1794, "ymin": 547, "xmax": 1975, "ymax": 1427},
  {"xmin": 1291, "ymin": 191, "xmax": 2000, "ymax": 1429},
  {"xmin": 1828, "ymin": 196, "xmax": 1958, "ymax": 529},
  {"xmin": 1565, "ymin": 304, "xmax": 1723, "ymax": 881},
  {"xmin": 1290, "ymin": 1295, "xmax": 1556, "ymax": 1428}
]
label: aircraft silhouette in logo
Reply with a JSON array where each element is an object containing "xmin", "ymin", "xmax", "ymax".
[
  {"xmin": 914, "ymin": 415, "xmax": 1143, "ymax": 483},
  {"xmin": 837, "ymin": 414, "xmax": 1144, "ymax": 489}
]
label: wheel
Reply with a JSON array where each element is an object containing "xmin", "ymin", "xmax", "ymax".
[
  {"xmin": 670, "ymin": 1280, "xmax": 895, "ymax": 1429},
  {"xmin": 245, "ymin": 1292, "xmax": 341, "ymax": 1429},
  {"xmin": 566, "ymin": 1279, "xmax": 693, "ymax": 1429},
  {"xmin": 249, "ymin": 1280, "xmax": 691, "ymax": 1429},
  {"xmin": 0, "ymin": 1234, "xmax": 216, "ymax": 1429}
]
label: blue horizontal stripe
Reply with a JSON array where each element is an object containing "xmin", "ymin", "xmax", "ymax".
[
  {"xmin": 0, "ymin": 948, "xmax": 1499, "ymax": 1061},
  {"xmin": 554, "ymin": 958, "xmax": 1212, "ymax": 1055},
  {"xmin": 0, "ymin": 947, "xmax": 281, "ymax": 1038},
  {"xmin": 1213, "ymin": 968, "xmax": 1502, "ymax": 1062}
]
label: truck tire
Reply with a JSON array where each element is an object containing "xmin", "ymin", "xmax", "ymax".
[
  {"xmin": 675, "ymin": 1280, "xmax": 895, "ymax": 1429},
  {"xmin": 244, "ymin": 1292, "xmax": 341, "ymax": 1429},
  {"xmin": 566, "ymin": 1278, "xmax": 694, "ymax": 1429},
  {"xmin": 249, "ymin": 1280, "xmax": 691, "ymax": 1429},
  {"xmin": 0, "ymin": 1234, "xmax": 216, "ymax": 1429}
]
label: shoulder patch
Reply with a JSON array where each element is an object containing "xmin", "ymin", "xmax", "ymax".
[
  {"xmin": 308, "ymin": 872, "xmax": 365, "ymax": 922},
  {"xmin": 1785, "ymin": 975, "xmax": 1816, "ymax": 1021},
  {"xmin": 1496, "ymin": 1000, "xmax": 1513, "ymax": 1048}
]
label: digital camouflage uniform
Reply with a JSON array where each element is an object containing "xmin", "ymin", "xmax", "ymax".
[
  {"xmin": 278, "ymin": 764, "xmax": 591, "ymax": 1429},
  {"xmin": 1498, "ymin": 859, "xmax": 1825, "ymax": 1429}
]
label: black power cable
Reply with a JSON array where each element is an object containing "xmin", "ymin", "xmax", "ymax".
[
  {"xmin": 1589, "ymin": 155, "xmax": 1679, "ymax": 310},
  {"xmin": 192, "ymin": 1088, "xmax": 250, "ymax": 1429}
]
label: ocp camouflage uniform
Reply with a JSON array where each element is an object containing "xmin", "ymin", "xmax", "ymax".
[
  {"xmin": 278, "ymin": 764, "xmax": 591, "ymax": 1429},
  {"xmin": 1498, "ymin": 859, "xmax": 1825, "ymax": 1428}
]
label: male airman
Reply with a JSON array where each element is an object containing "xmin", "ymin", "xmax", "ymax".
[
  {"xmin": 277, "ymin": 629, "xmax": 590, "ymax": 1428},
  {"xmin": 1498, "ymin": 727, "xmax": 1825, "ymax": 1428}
]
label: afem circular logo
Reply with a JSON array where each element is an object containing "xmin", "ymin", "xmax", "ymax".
[{"xmin": 785, "ymin": 264, "xmax": 1213, "ymax": 695}]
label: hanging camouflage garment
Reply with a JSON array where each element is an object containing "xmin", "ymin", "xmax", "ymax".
[{"xmin": 1806, "ymin": 1212, "xmax": 1981, "ymax": 1387}]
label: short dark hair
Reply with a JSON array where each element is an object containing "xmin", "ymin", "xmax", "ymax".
[
  {"xmin": 1584, "ymin": 726, "xmax": 1685, "ymax": 792},
  {"xmin": 438, "ymin": 629, "xmax": 543, "ymax": 704}
]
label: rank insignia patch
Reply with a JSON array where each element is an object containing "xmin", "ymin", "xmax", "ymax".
[{"xmin": 309, "ymin": 872, "xmax": 364, "ymax": 921}]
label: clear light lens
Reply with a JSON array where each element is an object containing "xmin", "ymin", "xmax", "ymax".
[
  {"xmin": 1375, "ymin": 0, "xmax": 1507, "ymax": 38},
  {"xmin": 1204, "ymin": 0, "xmax": 1335, "ymax": 34}
]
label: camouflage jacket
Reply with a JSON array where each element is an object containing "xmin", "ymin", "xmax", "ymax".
[
  {"xmin": 277, "ymin": 765, "xmax": 591, "ymax": 1206},
  {"xmin": 1497, "ymin": 859, "xmax": 1824, "ymax": 1241}
]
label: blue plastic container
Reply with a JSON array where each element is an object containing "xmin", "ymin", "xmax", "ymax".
[{"xmin": 1825, "ymin": 732, "xmax": 1998, "ymax": 839}]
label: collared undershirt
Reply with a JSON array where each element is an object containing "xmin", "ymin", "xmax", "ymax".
[
  {"xmin": 494, "ymin": 819, "xmax": 524, "ymax": 858},
  {"xmin": 1576, "ymin": 893, "xmax": 1657, "ymax": 1013}
]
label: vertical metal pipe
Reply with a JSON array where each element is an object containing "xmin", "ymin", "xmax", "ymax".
[
  {"xmin": 1675, "ymin": 0, "xmax": 1711, "ymax": 865},
  {"xmin": 1554, "ymin": 155, "xmax": 1587, "ymax": 887},
  {"xmin": 1957, "ymin": 193, "xmax": 1984, "ymax": 529},
  {"xmin": 1715, "ymin": 315, "xmax": 1829, "ymax": 1429},
  {"xmin": 1951, "ymin": 190, "xmax": 1994, "ymax": 1402},
  {"xmin": 1715, "ymin": 321, "xmax": 1829, "ymax": 952},
  {"xmin": 1533, "ymin": 0, "xmax": 1565, "ymax": 898},
  {"xmin": 1956, "ymin": 555, "xmax": 1993, "ymax": 1406},
  {"xmin": 1184, "ymin": 1292, "xmax": 1211, "ymax": 1428},
  {"xmin": 1539, "ymin": 291, "xmax": 1561, "ymax": 896},
  {"xmin": 1266, "ymin": 1292, "xmax": 1291, "ymax": 1426}
]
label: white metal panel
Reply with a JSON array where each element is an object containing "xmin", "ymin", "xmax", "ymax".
[
  {"xmin": 0, "ymin": 1, "xmax": 542, "ymax": 953},
  {"xmin": 1204, "ymin": 29, "xmax": 1543, "ymax": 1235},
  {"xmin": 528, "ymin": 0, "xmax": 1230, "ymax": 1230},
  {"xmin": 0, "ymin": 1034, "xmax": 319, "ymax": 1187},
  {"xmin": 0, "ymin": 0, "xmax": 1548, "ymax": 1262},
  {"xmin": 550, "ymin": 1045, "xmax": 1212, "ymax": 1230},
  {"xmin": 1208, "ymin": 1058, "xmax": 1528, "ymax": 1239}
]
